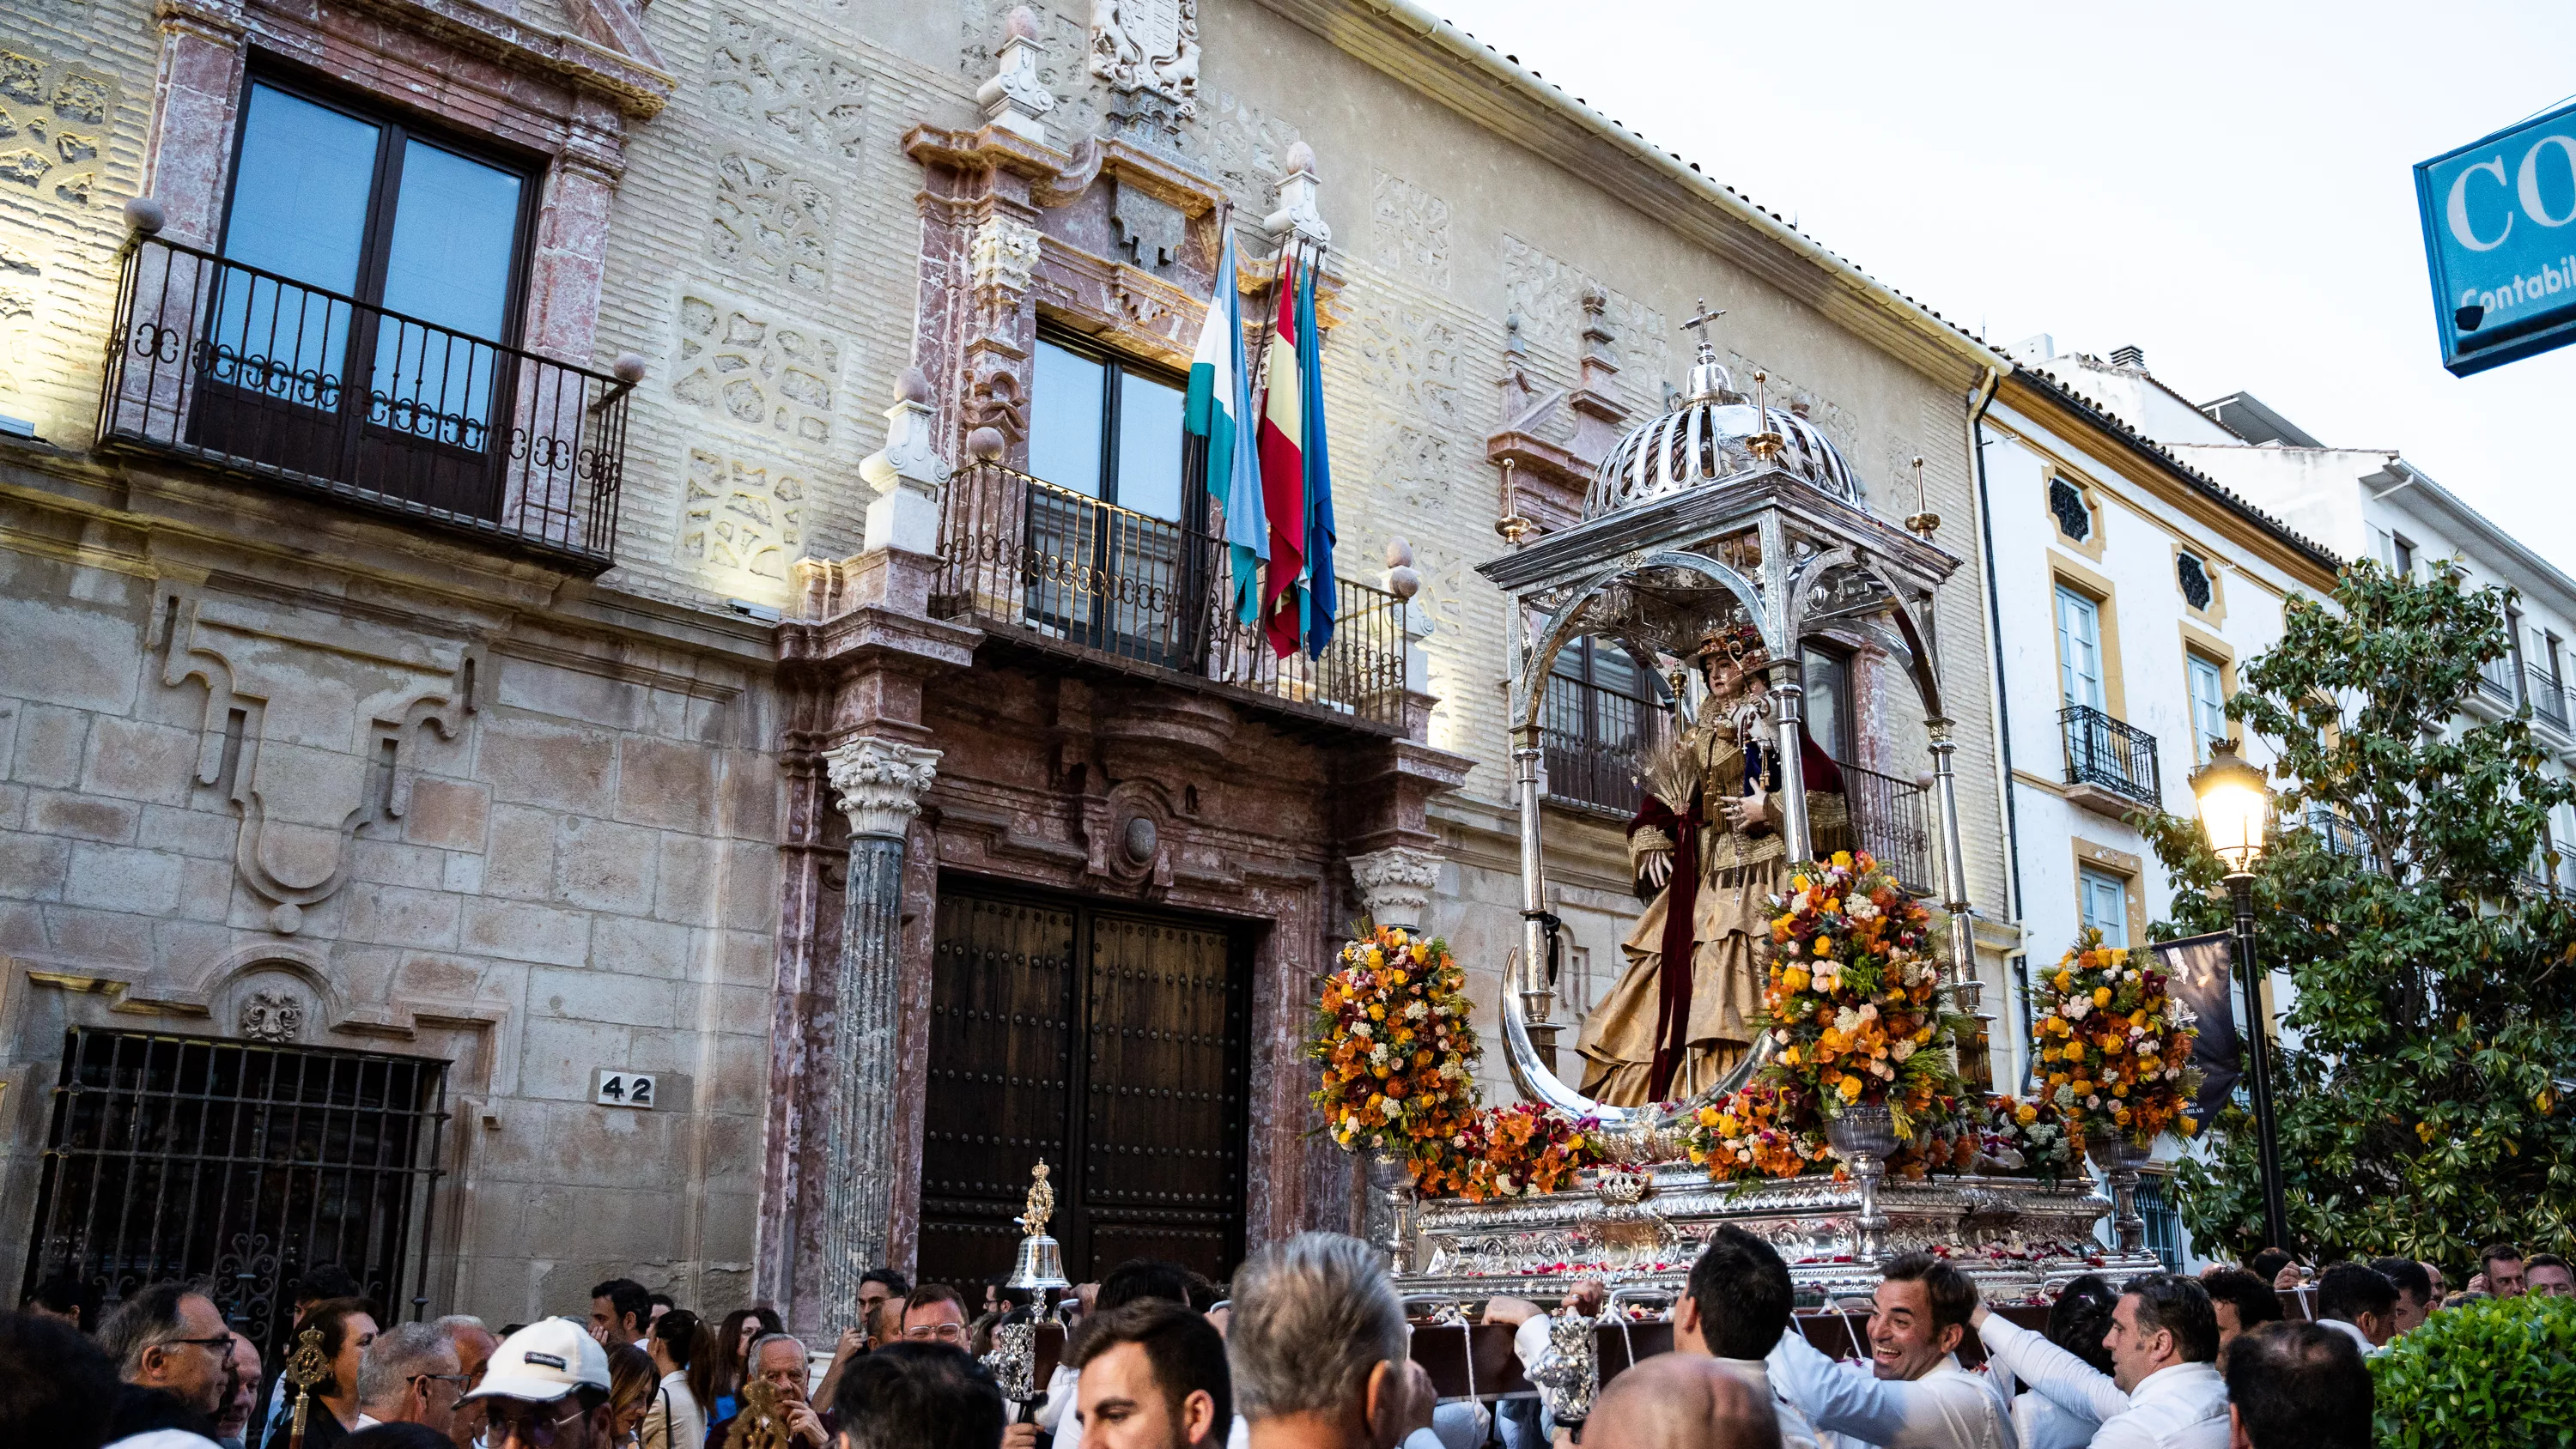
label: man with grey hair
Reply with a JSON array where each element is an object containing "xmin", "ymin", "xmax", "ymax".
[
  {"xmin": 1588, "ymin": 1352, "xmax": 1782, "ymax": 1449},
  {"xmin": 432, "ymin": 1315, "xmax": 501, "ymax": 1449},
  {"xmin": 97, "ymin": 1279, "xmax": 239, "ymax": 1422},
  {"xmin": 703, "ymin": 1331, "xmax": 827, "ymax": 1449},
  {"xmin": 355, "ymin": 1321, "xmax": 464, "ymax": 1437},
  {"xmin": 1226, "ymin": 1231, "xmax": 1434, "ymax": 1449}
]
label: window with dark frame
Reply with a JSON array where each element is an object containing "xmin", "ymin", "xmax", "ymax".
[
  {"xmin": 1020, "ymin": 330, "xmax": 1196, "ymax": 658},
  {"xmin": 1801, "ymin": 644, "xmax": 1854, "ymax": 763},
  {"xmin": 1543, "ymin": 638, "xmax": 1669, "ymax": 814},
  {"xmin": 197, "ymin": 76, "xmax": 539, "ymax": 520}
]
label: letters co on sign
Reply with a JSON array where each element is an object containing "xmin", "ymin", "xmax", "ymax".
[{"xmin": 2415, "ymin": 100, "xmax": 2576, "ymax": 376}]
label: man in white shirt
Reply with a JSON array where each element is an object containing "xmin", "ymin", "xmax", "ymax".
[
  {"xmin": 1765, "ymin": 1252, "xmax": 2014, "ymax": 1449},
  {"xmin": 1674, "ymin": 1227, "xmax": 1823, "ymax": 1449},
  {"xmin": 1972, "ymin": 1272, "xmax": 2227, "ymax": 1449},
  {"xmin": 2308, "ymin": 1264, "xmax": 2396, "ymax": 1356}
]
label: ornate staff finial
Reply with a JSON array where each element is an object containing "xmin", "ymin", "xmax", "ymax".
[
  {"xmin": 1905, "ymin": 455, "xmax": 1941, "ymax": 540},
  {"xmin": 1018, "ymin": 1159, "xmax": 1055, "ymax": 1238},
  {"xmin": 1680, "ymin": 298, "xmax": 1726, "ymax": 355},
  {"xmin": 1747, "ymin": 370, "xmax": 1785, "ymax": 462},
  {"xmin": 285, "ymin": 1326, "xmax": 329, "ymax": 1449},
  {"xmin": 1495, "ymin": 457, "xmax": 1534, "ymax": 546}
]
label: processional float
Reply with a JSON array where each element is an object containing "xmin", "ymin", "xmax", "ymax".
[{"xmin": 1386, "ymin": 327, "xmax": 2155, "ymax": 1304}]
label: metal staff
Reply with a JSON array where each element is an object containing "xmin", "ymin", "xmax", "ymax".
[{"xmin": 283, "ymin": 1326, "xmax": 328, "ymax": 1449}]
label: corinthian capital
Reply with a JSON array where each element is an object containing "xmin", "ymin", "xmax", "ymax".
[
  {"xmin": 823, "ymin": 736, "xmax": 942, "ymax": 840},
  {"xmin": 1349, "ymin": 845, "xmax": 1444, "ymax": 931}
]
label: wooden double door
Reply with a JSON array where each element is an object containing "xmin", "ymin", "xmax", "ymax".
[{"xmin": 917, "ymin": 884, "xmax": 1252, "ymax": 1287}]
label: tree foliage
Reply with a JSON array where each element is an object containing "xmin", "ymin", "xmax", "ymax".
[{"xmin": 2136, "ymin": 560, "xmax": 2576, "ymax": 1267}]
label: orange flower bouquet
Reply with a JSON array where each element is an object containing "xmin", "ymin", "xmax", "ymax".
[
  {"xmin": 1419, "ymin": 1101, "xmax": 1601, "ymax": 1202},
  {"xmin": 1758, "ymin": 850, "xmax": 1977, "ymax": 1140},
  {"xmin": 1307, "ymin": 925, "xmax": 1481, "ymax": 1160},
  {"xmin": 2031, "ymin": 929, "xmax": 2201, "ymax": 1149},
  {"xmin": 1685, "ymin": 1082, "xmax": 1828, "ymax": 1183}
]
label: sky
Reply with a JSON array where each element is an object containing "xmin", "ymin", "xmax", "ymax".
[{"xmin": 1434, "ymin": 0, "xmax": 2576, "ymax": 571}]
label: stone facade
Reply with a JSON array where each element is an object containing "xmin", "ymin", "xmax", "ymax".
[{"xmin": 0, "ymin": 0, "xmax": 2021, "ymax": 1337}]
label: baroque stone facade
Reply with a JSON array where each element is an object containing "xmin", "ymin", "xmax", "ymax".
[{"xmin": 0, "ymin": 0, "xmax": 2023, "ymax": 1340}]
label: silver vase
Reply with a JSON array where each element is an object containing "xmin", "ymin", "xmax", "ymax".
[
  {"xmin": 2087, "ymin": 1135, "xmax": 2153, "ymax": 1255},
  {"xmin": 1362, "ymin": 1148, "xmax": 1418, "ymax": 1273},
  {"xmin": 1825, "ymin": 1101, "xmax": 1899, "ymax": 1260}
]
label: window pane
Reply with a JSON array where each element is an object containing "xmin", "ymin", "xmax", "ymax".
[
  {"xmin": 217, "ymin": 84, "xmax": 379, "ymax": 403},
  {"xmin": 2056, "ymin": 588, "xmax": 2104, "ymax": 710},
  {"xmin": 2079, "ymin": 869, "xmax": 2129, "ymax": 947},
  {"xmin": 1030, "ymin": 340, "xmax": 1105, "ymax": 496},
  {"xmin": 1113, "ymin": 369, "xmax": 1186, "ymax": 521},
  {"xmin": 2188, "ymin": 657, "xmax": 2227, "ymax": 763},
  {"xmin": 374, "ymin": 140, "xmax": 524, "ymax": 446},
  {"xmin": 1802, "ymin": 647, "xmax": 1850, "ymax": 761},
  {"xmin": 1590, "ymin": 642, "xmax": 1642, "ymax": 697}
]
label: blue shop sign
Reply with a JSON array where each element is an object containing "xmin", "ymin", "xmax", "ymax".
[{"xmin": 2415, "ymin": 100, "xmax": 2576, "ymax": 376}]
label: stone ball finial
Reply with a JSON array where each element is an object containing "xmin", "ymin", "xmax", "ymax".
[
  {"xmin": 1005, "ymin": 5, "xmax": 1041, "ymax": 40},
  {"xmin": 123, "ymin": 196, "xmax": 166, "ymax": 235},
  {"xmin": 898, "ymin": 366, "xmax": 932, "ymax": 405},
  {"xmin": 967, "ymin": 425, "xmax": 1006, "ymax": 461},
  {"xmin": 612, "ymin": 352, "xmax": 648, "ymax": 385},
  {"xmin": 1388, "ymin": 565, "xmax": 1420, "ymax": 600},
  {"xmin": 1383, "ymin": 537, "xmax": 1414, "ymax": 568},
  {"xmin": 1285, "ymin": 141, "xmax": 1317, "ymax": 175}
]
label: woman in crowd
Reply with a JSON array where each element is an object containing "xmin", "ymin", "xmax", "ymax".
[
  {"xmin": 708, "ymin": 1306, "xmax": 783, "ymax": 1424},
  {"xmin": 295, "ymin": 1297, "xmax": 380, "ymax": 1449},
  {"xmin": 643, "ymin": 1308, "xmax": 716, "ymax": 1449},
  {"xmin": 605, "ymin": 1343, "xmax": 659, "ymax": 1446}
]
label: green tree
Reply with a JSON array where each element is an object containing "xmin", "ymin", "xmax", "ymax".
[{"xmin": 2137, "ymin": 560, "xmax": 2576, "ymax": 1268}]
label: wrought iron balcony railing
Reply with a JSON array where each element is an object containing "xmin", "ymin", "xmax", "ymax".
[
  {"xmin": 94, "ymin": 233, "xmax": 631, "ymax": 571},
  {"xmin": 2529, "ymin": 666, "xmax": 2570, "ymax": 730},
  {"xmin": 931, "ymin": 464, "xmax": 1406, "ymax": 727},
  {"xmin": 1834, "ymin": 760, "xmax": 1935, "ymax": 897},
  {"xmin": 1540, "ymin": 673, "xmax": 1664, "ymax": 817},
  {"xmin": 2060, "ymin": 703, "xmax": 2161, "ymax": 809},
  {"xmin": 2305, "ymin": 808, "xmax": 2378, "ymax": 870},
  {"xmin": 2475, "ymin": 657, "xmax": 2520, "ymax": 710}
]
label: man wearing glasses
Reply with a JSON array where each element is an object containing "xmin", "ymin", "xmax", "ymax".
[
  {"xmin": 458, "ymin": 1319, "xmax": 615, "ymax": 1449},
  {"xmin": 355, "ymin": 1322, "xmax": 468, "ymax": 1437},
  {"xmin": 97, "ymin": 1280, "xmax": 241, "ymax": 1424},
  {"xmin": 898, "ymin": 1285, "xmax": 973, "ymax": 1348}
]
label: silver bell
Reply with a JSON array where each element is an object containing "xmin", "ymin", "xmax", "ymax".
[
  {"xmin": 1004, "ymin": 1159, "xmax": 1072, "ymax": 1292},
  {"xmin": 1004, "ymin": 1229, "xmax": 1070, "ymax": 1292}
]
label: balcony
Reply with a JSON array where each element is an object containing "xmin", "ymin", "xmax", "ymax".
[
  {"xmin": 2060, "ymin": 704, "xmax": 2160, "ymax": 817},
  {"xmin": 2468, "ymin": 656, "xmax": 2521, "ymax": 719},
  {"xmin": 930, "ymin": 464, "xmax": 1407, "ymax": 731},
  {"xmin": 2305, "ymin": 808, "xmax": 2381, "ymax": 873},
  {"xmin": 2529, "ymin": 665, "xmax": 2570, "ymax": 737},
  {"xmin": 94, "ymin": 233, "xmax": 631, "ymax": 572},
  {"xmin": 1828, "ymin": 761, "xmax": 1937, "ymax": 897}
]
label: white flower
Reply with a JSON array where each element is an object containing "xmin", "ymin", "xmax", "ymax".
[
  {"xmin": 1774, "ymin": 1028, "xmax": 1792, "ymax": 1043},
  {"xmin": 2085, "ymin": 1094, "xmax": 2101, "ymax": 1109},
  {"xmin": 1792, "ymin": 890, "xmax": 1814, "ymax": 913},
  {"xmin": 1892, "ymin": 1039, "xmax": 1916, "ymax": 1062},
  {"xmin": 1849, "ymin": 899, "xmax": 1881, "ymax": 922},
  {"xmin": 1858, "ymin": 1003, "xmax": 1880, "ymax": 1022},
  {"xmin": 1352, "ymin": 1022, "xmax": 1372, "ymax": 1040},
  {"xmin": 2066, "ymin": 999, "xmax": 2093, "ymax": 1021},
  {"xmin": 1404, "ymin": 1000, "xmax": 1429, "ymax": 1021},
  {"xmin": 1834, "ymin": 1007, "xmax": 1863, "ymax": 1035}
]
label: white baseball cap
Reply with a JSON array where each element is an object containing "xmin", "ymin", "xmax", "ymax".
[{"xmin": 461, "ymin": 1318, "xmax": 611, "ymax": 1403}]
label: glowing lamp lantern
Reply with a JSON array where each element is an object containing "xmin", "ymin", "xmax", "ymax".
[{"xmin": 2190, "ymin": 741, "xmax": 2271, "ymax": 873}]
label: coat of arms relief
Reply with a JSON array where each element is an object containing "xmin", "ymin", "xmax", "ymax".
[{"xmin": 1088, "ymin": 0, "xmax": 1199, "ymax": 115}]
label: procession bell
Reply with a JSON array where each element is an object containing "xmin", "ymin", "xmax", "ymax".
[{"xmin": 1004, "ymin": 1159, "xmax": 1072, "ymax": 1292}]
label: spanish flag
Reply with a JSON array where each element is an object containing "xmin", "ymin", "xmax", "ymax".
[{"xmin": 1257, "ymin": 247, "xmax": 1308, "ymax": 658}]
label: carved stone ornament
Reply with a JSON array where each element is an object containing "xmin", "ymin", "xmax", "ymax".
[
  {"xmin": 1349, "ymin": 845, "xmax": 1443, "ymax": 930},
  {"xmin": 969, "ymin": 215, "xmax": 1042, "ymax": 297},
  {"xmin": 1087, "ymin": 0, "xmax": 1200, "ymax": 116},
  {"xmin": 823, "ymin": 736, "xmax": 942, "ymax": 840},
  {"xmin": 977, "ymin": 7, "xmax": 1056, "ymax": 142},
  {"xmin": 239, "ymin": 990, "xmax": 307, "ymax": 1044}
]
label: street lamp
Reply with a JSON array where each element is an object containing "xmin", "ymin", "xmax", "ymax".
[{"xmin": 2189, "ymin": 740, "xmax": 2292, "ymax": 1255}]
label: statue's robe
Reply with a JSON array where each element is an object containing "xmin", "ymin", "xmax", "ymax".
[{"xmin": 1575, "ymin": 722, "xmax": 1846, "ymax": 1106}]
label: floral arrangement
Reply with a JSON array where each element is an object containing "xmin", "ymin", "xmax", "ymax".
[
  {"xmin": 1308, "ymin": 925, "xmax": 1598, "ymax": 1201},
  {"xmin": 1419, "ymin": 1101, "xmax": 1601, "ymax": 1202},
  {"xmin": 1686, "ymin": 1081, "xmax": 1827, "ymax": 1182},
  {"xmin": 1982, "ymin": 1094, "xmax": 2081, "ymax": 1185},
  {"xmin": 2029, "ymin": 929, "xmax": 2202, "ymax": 1149},
  {"xmin": 1308, "ymin": 925, "xmax": 1481, "ymax": 1156},
  {"xmin": 1889, "ymin": 1093, "xmax": 1987, "ymax": 1179},
  {"xmin": 1761, "ymin": 851, "xmax": 1974, "ymax": 1134}
]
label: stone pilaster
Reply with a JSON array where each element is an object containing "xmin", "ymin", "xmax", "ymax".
[
  {"xmin": 817, "ymin": 733, "xmax": 940, "ymax": 1328},
  {"xmin": 1348, "ymin": 846, "xmax": 1443, "ymax": 933}
]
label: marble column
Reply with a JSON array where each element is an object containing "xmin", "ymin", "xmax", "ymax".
[{"xmin": 819, "ymin": 733, "xmax": 940, "ymax": 1329}]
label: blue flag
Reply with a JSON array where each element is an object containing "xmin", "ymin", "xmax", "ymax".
[{"xmin": 1297, "ymin": 255, "xmax": 1337, "ymax": 658}]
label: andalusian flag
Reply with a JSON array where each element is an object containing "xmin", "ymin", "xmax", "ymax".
[
  {"xmin": 1257, "ymin": 247, "xmax": 1309, "ymax": 658},
  {"xmin": 1296, "ymin": 256, "xmax": 1338, "ymax": 658},
  {"xmin": 1186, "ymin": 227, "xmax": 1265, "ymax": 624}
]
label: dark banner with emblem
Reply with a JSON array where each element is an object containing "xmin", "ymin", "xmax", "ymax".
[{"xmin": 2152, "ymin": 931, "xmax": 2241, "ymax": 1121}]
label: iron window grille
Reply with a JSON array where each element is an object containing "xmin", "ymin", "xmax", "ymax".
[
  {"xmin": 2475, "ymin": 655, "xmax": 2520, "ymax": 710},
  {"xmin": 2530, "ymin": 665, "xmax": 2570, "ymax": 729},
  {"xmin": 19, "ymin": 1028, "xmax": 450, "ymax": 1361},
  {"xmin": 2176, "ymin": 552, "xmax": 2213, "ymax": 610},
  {"xmin": 1540, "ymin": 640, "xmax": 1668, "ymax": 816},
  {"xmin": 2060, "ymin": 703, "xmax": 2160, "ymax": 807},
  {"xmin": 2047, "ymin": 477, "xmax": 2091, "ymax": 541}
]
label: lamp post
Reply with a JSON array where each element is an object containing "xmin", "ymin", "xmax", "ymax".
[{"xmin": 2189, "ymin": 740, "xmax": 2292, "ymax": 1255}]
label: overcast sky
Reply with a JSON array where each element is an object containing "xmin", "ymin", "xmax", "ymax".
[{"xmin": 1435, "ymin": 0, "xmax": 2576, "ymax": 571}]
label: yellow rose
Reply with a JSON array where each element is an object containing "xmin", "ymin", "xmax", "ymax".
[
  {"xmin": 2093, "ymin": 986, "xmax": 2112, "ymax": 1007},
  {"xmin": 1838, "ymin": 1075, "xmax": 1863, "ymax": 1100},
  {"xmin": 1832, "ymin": 850, "xmax": 1853, "ymax": 868},
  {"xmin": 2015, "ymin": 1104, "xmax": 2038, "ymax": 1125}
]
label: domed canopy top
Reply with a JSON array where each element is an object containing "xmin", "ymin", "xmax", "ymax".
[{"xmin": 1584, "ymin": 345, "xmax": 1863, "ymax": 518}]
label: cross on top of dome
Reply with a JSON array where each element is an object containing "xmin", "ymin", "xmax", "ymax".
[{"xmin": 1582, "ymin": 301, "xmax": 1864, "ymax": 518}]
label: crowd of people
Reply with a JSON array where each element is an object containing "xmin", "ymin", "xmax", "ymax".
[{"xmin": 1, "ymin": 1234, "xmax": 2564, "ymax": 1449}]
